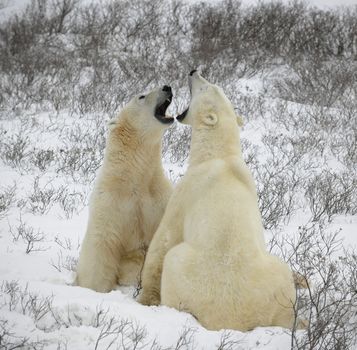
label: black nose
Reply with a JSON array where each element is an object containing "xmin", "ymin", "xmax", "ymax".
[
  {"xmin": 162, "ymin": 85, "xmax": 172, "ymax": 93},
  {"xmin": 189, "ymin": 69, "xmax": 197, "ymax": 76}
]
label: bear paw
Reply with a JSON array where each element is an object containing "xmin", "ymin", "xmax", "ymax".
[{"xmin": 138, "ymin": 288, "xmax": 160, "ymax": 306}]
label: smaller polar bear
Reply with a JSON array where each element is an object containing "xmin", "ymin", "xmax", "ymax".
[
  {"xmin": 139, "ymin": 72, "xmax": 298, "ymax": 331},
  {"xmin": 76, "ymin": 86, "xmax": 174, "ymax": 293}
]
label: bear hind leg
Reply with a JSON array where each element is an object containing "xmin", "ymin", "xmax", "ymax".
[{"xmin": 161, "ymin": 243, "xmax": 204, "ymax": 318}]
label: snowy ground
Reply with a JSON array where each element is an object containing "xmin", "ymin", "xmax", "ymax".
[
  {"xmin": 0, "ymin": 109, "xmax": 296, "ymax": 349},
  {"xmin": 0, "ymin": 124, "xmax": 278, "ymax": 349},
  {"xmin": 0, "ymin": 85, "xmax": 356, "ymax": 349}
]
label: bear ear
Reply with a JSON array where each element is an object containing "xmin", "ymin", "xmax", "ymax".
[
  {"xmin": 203, "ymin": 113, "xmax": 218, "ymax": 127},
  {"xmin": 236, "ymin": 115, "xmax": 244, "ymax": 127}
]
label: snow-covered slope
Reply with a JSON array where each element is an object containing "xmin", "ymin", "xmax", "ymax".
[{"xmin": 1, "ymin": 88, "xmax": 356, "ymax": 349}]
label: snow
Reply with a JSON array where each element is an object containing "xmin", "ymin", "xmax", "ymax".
[
  {"xmin": 1, "ymin": 101, "xmax": 356, "ymax": 349},
  {"xmin": 0, "ymin": 106, "xmax": 298, "ymax": 348}
]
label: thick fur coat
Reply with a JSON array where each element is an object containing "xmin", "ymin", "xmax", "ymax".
[
  {"xmin": 76, "ymin": 87, "xmax": 173, "ymax": 292},
  {"xmin": 139, "ymin": 73, "xmax": 297, "ymax": 331}
]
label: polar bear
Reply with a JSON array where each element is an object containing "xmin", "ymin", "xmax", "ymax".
[
  {"xmin": 76, "ymin": 86, "xmax": 174, "ymax": 293},
  {"xmin": 139, "ymin": 72, "xmax": 297, "ymax": 331}
]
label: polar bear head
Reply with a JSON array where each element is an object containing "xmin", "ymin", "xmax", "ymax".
[
  {"xmin": 176, "ymin": 71, "xmax": 244, "ymax": 164},
  {"xmin": 109, "ymin": 85, "xmax": 174, "ymax": 138},
  {"xmin": 177, "ymin": 71, "xmax": 243, "ymax": 129}
]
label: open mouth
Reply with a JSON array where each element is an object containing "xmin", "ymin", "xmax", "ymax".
[{"xmin": 154, "ymin": 93, "xmax": 174, "ymax": 124}]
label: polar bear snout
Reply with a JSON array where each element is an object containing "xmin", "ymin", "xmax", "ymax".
[
  {"xmin": 162, "ymin": 85, "xmax": 172, "ymax": 93},
  {"xmin": 176, "ymin": 70, "xmax": 209, "ymax": 123}
]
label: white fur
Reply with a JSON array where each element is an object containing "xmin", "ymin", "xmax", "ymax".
[
  {"xmin": 139, "ymin": 74, "xmax": 297, "ymax": 331},
  {"xmin": 76, "ymin": 88, "xmax": 173, "ymax": 292}
]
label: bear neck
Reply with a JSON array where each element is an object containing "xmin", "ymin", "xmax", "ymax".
[
  {"xmin": 103, "ymin": 120, "xmax": 164, "ymax": 175},
  {"xmin": 189, "ymin": 123, "xmax": 242, "ymax": 166}
]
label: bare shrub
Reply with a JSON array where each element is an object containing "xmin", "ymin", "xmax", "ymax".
[
  {"xmin": 232, "ymin": 95, "xmax": 266, "ymax": 124},
  {"xmin": 68, "ymin": 0, "xmax": 185, "ymax": 114},
  {"xmin": 269, "ymin": 224, "xmax": 357, "ymax": 350},
  {"xmin": 54, "ymin": 234, "xmax": 79, "ymax": 251},
  {"xmin": 255, "ymin": 166, "xmax": 299, "ymax": 230},
  {"xmin": 252, "ymin": 133, "xmax": 304, "ymax": 229},
  {"xmin": 330, "ymin": 95, "xmax": 357, "ymax": 172},
  {"xmin": 241, "ymin": 138, "xmax": 259, "ymax": 169},
  {"xmin": 26, "ymin": 176, "xmax": 60, "ymax": 215},
  {"xmin": 0, "ymin": 129, "xmax": 30, "ymax": 169},
  {"xmin": 9, "ymin": 216, "xmax": 46, "ymax": 253},
  {"xmin": 216, "ymin": 331, "xmax": 244, "ymax": 350},
  {"xmin": 0, "ymin": 183, "xmax": 16, "ymax": 220},
  {"xmin": 162, "ymin": 123, "xmax": 191, "ymax": 165},
  {"xmin": 0, "ymin": 284, "xmax": 149, "ymax": 349},
  {"xmin": 56, "ymin": 146, "xmax": 101, "ymax": 183},
  {"xmin": 0, "ymin": 7, "xmax": 71, "ymax": 114},
  {"xmin": 50, "ymin": 250, "xmax": 78, "ymax": 272},
  {"xmin": 266, "ymin": 99, "xmax": 357, "ymax": 168},
  {"xmin": 24, "ymin": 176, "xmax": 87, "ymax": 217},
  {"xmin": 47, "ymin": 0, "xmax": 79, "ymax": 35},
  {"xmin": 56, "ymin": 120, "xmax": 106, "ymax": 182},
  {"xmin": 331, "ymin": 132, "xmax": 357, "ymax": 172},
  {"xmin": 57, "ymin": 188, "xmax": 87, "ymax": 219},
  {"xmin": 173, "ymin": 326, "xmax": 197, "ymax": 350},
  {"xmin": 0, "ymin": 281, "xmax": 53, "ymax": 322},
  {"xmin": 305, "ymin": 171, "xmax": 357, "ymax": 223},
  {"xmin": 94, "ymin": 318, "xmax": 149, "ymax": 350},
  {"xmin": 132, "ymin": 244, "xmax": 148, "ymax": 299},
  {"xmin": 243, "ymin": 1, "xmax": 306, "ymax": 60},
  {"xmin": 0, "ymin": 318, "xmax": 47, "ymax": 350},
  {"xmin": 30, "ymin": 148, "xmax": 55, "ymax": 171},
  {"xmin": 275, "ymin": 58, "xmax": 357, "ymax": 107},
  {"xmin": 287, "ymin": 7, "xmax": 357, "ymax": 59},
  {"xmin": 0, "ymin": 0, "xmax": 356, "ymax": 115},
  {"xmin": 0, "ymin": 280, "xmax": 21, "ymax": 311},
  {"xmin": 190, "ymin": 0, "xmax": 242, "ymax": 78},
  {"xmin": 267, "ymin": 100, "xmax": 314, "ymax": 135}
]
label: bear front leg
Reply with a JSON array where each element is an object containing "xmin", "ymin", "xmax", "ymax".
[
  {"xmin": 139, "ymin": 224, "xmax": 180, "ymax": 306},
  {"xmin": 76, "ymin": 235, "xmax": 120, "ymax": 293}
]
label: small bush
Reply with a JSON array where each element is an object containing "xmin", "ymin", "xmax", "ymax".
[
  {"xmin": 305, "ymin": 171, "xmax": 357, "ymax": 223},
  {"xmin": 0, "ymin": 183, "xmax": 16, "ymax": 220},
  {"xmin": 0, "ymin": 130, "xmax": 30, "ymax": 169},
  {"xmin": 50, "ymin": 250, "xmax": 78, "ymax": 272},
  {"xmin": 30, "ymin": 148, "xmax": 55, "ymax": 171},
  {"xmin": 26, "ymin": 176, "xmax": 60, "ymax": 215},
  {"xmin": 275, "ymin": 58, "xmax": 357, "ymax": 107},
  {"xmin": 162, "ymin": 123, "xmax": 191, "ymax": 165},
  {"xmin": 279, "ymin": 225, "xmax": 357, "ymax": 350},
  {"xmin": 10, "ymin": 216, "xmax": 46, "ymax": 253}
]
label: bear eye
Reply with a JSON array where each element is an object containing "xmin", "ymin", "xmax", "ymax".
[{"xmin": 139, "ymin": 95, "xmax": 145, "ymax": 100}]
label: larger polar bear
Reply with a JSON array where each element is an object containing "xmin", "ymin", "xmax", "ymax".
[
  {"xmin": 76, "ymin": 86, "xmax": 174, "ymax": 293},
  {"xmin": 139, "ymin": 72, "xmax": 297, "ymax": 331}
]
